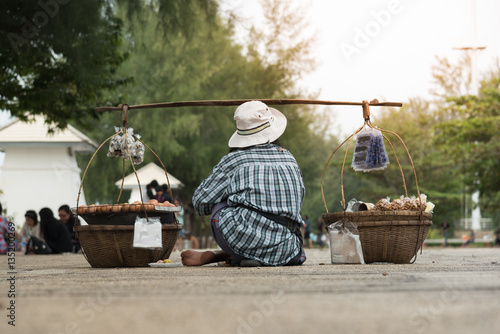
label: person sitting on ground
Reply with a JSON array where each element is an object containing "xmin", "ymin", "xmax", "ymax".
[
  {"xmin": 181, "ymin": 101, "xmax": 306, "ymax": 266},
  {"xmin": 0, "ymin": 203, "xmax": 21, "ymax": 254},
  {"xmin": 462, "ymin": 229, "xmax": 476, "ymax": 247},
  {"xmin": 39, "ymin": 207, "xmax": 73, "ymax": 254},
  {"xmin": 20, "ymin": 210, "xmax": 42, "ymax": 240},
  {"xmin": 145, "ymin": 180, "xmax": 159, "ymax": 202},
  {"xmin": 156, "ymin": 184, "xmax": 174, "ymax": 224},
  {"xmin": 58, "ymin": 205, "xmax": 80, "ymax": 253}
]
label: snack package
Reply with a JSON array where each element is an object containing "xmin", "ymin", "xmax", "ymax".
[
  {"xmin": 133, "ymin": 216, "xmax": 162, "ymax": 249},
  {"xmin": 352, "ymin": 127, "xmax": 390, "ymax": 172},
  {"xmin": 390, "ymin": 198, "xmax": 404, "ymax": 211},
  {"xmin": 374, "ymin": 197, "xmax": 391, "ymax": 211},
  {"xmin": 328, "ymin": 219, "xmax": 365, "ymax": 264},
  {"xmin": 107, "ymin": 127, "xmax": 144, "ymax": 165}
]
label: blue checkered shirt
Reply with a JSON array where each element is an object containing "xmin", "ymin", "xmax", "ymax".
[{"xmin": 193, "ymin": 144, "xmax": 305, "ymax": 265}]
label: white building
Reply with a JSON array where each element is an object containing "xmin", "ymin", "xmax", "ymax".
[
  {"xmin": 0, "ymin": 115, "xmax": 97, "ymax": 225},
  {"xmin": 115, "ymin": 162, "xmax": 183, "ymax": 203}
]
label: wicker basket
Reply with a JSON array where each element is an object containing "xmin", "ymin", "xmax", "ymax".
[
  {"xmin": 75, "ymin": 223, "xmax": 182, "ymax": 268},
  {"xmin": 322, "ymin": 211, "xmax": 432, "ymax": 264}
]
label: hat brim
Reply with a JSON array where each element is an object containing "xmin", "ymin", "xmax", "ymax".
[{"xmin": 228, "ymin": 107, "xmax": 287, "ymax": 148}]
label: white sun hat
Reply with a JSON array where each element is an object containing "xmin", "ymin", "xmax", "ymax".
[{"xmin": 228, "ymin": 101, "xmax": 287, "ymax": 148}]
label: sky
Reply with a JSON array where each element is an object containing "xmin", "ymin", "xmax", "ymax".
[{"xmin": 220, "ymin": 0, "xmax": 500, "ymax": 135}]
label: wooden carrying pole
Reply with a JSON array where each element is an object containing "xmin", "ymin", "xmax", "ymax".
[{"xmin": 95, "ymin": 99, "xmax": 402, "ymax": 113}]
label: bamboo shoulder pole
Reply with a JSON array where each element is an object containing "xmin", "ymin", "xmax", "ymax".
[{"xmin": 95, "ymin": 98, "xmax": 402, "ymax": 113}]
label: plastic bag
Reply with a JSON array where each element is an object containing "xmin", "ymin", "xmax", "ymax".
[
  {"xmin": 133, "ymin": 216, "xmax": 162, "ymax": 249},
  {"xmin": 107, "ymin": 127, "xmax": 145, "ymax": 165},
  {"xmin": 352, "ymin": 127, "xmax": 390, "ymax": 172},
  {"xmin": 328, "ymin": 219, "xmax": 365, "ymax": 264}
]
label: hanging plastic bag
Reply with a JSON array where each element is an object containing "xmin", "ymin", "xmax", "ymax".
[
  {"xmin": 328, "ymin": 218, "xmax": 365, "ymax": 264},
  {"xmin": 133, "ymin": 216, "xmax": 162, "ymax": 249},
  {"xmin": 352, "ymin": 127, "xmax": 390, "ymax": 172}
]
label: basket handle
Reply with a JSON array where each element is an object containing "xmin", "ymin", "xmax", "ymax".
[{"xmin": 320, "ymin": 103, "xmax": 422, "ymax": 213}]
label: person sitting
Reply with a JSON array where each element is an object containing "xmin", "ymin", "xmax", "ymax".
[
  {"xmin": 20, "ymin": 210, "xmax": 42, "ymax": 240},
  {"xmin": 58, "ymin": 205, "xmax": 81, "ymax": 253},
  {"xmin": 145, "ymin": 180, "xmax": 159, "ymax": 202},
  {"xmin": 156, "ymin": 184, "xmax": 174, "ymax": 224},
  {"xmin": 39, "ymin": 207, "xmax": 73, "ymax": 254},
  {"xmin": 181, "ymin": 101, "xmax": 306, "ymax": 267},
  {"xmin": 0, "ymin": 203, "xmax": 21, "ymax": 254},
  {"xmin": 462, "ymin": 229, "xmax": 476, "ymax": 247}
]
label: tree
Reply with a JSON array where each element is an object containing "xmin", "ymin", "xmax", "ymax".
[
  {"xmin": 432, "ymin": 71, "xmax": 500, "ymax": 221},
  {"xmin": 0, "ymin": 0, "xmax": 219, "ymax": 130},
  {"xmin": 0, "ymin": 0, "xmax": 128, "ymax": 130}
]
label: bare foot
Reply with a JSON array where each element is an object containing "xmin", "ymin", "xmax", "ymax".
[{"xmin": 181, "ymin": 250, "xmax": 230, "ymax": 266}]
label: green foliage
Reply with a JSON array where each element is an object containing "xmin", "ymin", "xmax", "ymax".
[
  {"xmin": 0, "ymin": 0, "xmax": 129, "ymax": 130},
  {"xmin": 433, "ymin": 74, "xmax": 500, "ymax": 216},
  {"xmin": 0, "ymin": 0, "xmax": 219, "ymax": 131}
]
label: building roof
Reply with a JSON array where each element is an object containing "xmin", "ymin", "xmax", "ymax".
[
  {"xmin": 115, "ymin": 162, "xmax": 184, "ymax": 190},
  {"xmin": 0, "ymin": 115, "xmax": 98, "ymax": 151}
]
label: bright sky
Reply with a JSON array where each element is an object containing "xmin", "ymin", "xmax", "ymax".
[{"xmin": 221, "ymin": 0, "xmax": 500, "ymax": 134}]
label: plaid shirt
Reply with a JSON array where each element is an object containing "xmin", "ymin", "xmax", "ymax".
[{"xmin": 193, "ymin": 144, "xmax": 305, "ymax": 265}]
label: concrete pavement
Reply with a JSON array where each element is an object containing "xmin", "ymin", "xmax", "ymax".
[{"xmin": 1, "ymin": 247, "xmax": 499, "ymax": 334}]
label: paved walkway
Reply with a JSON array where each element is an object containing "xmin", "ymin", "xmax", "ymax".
[{"xmin": 1, "ymin": 247, "xmax": 499, "ymax": 334}]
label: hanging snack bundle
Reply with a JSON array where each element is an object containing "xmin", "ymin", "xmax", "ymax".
[
  {"xmin": 351, "ymin": 127, "xmax": 390, "ymax": 172},
  {"xmin": 107, "ymin": 127, "xmax": 145, "ymax": 164}
]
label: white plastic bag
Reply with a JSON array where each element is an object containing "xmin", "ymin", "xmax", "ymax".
[
  {"xmin": 133, "ymin": 216, "xmax": 162, "ymax": 249},
  {"xmin": 328, "ymin": 218, "xmax": 365, "ymax": 264}
]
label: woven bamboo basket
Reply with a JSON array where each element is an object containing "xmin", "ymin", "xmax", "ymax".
[
  {"xmin": 74, "ymin": 104, "xmax": 182, "ymax": 268},
  {"xmin": 322, "ymin": 211, "xmax": 432, "ymax": 264},
  {"xmin": 75, "ymin": 224, "xmax": 182, "ymax": 268},
  {"xmin": 320, "ymin": 101, "xmax": 432, "ymax": 264}
]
